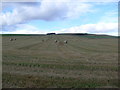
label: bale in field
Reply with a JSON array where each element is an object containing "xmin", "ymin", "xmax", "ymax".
[
  {"xmin": 10, "ymin": 38, "xmax": 13, "ymax": 41},
  {"xmin": 54, "ymin": 40, "xmax": 57, "ymax": 43},
  {"xmin": 64, "ymin": 40, "xmax": 68, "ymax": 44}
]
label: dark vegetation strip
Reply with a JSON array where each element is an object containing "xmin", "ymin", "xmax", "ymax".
[
  {"xmin": 3, "ymin": 72, "xmax": 118, "ymax": 88},
  {"xmin": 57, "ymin": 34, "xmax": 117, "ymax": 39},
  {"xmin": 3, "ymin": 55, "xmax": 118, "ymax": 65},
  {"xmin": 1, "ymin": 34, "xmax": 118, "ymax": 38},
  {"xmin": 3, "ymin": 62, "xmax": 118, "ymax": 71},
  {"xmin": 79, "ymin": 35, "xmax": 117, "ymax": 39}
]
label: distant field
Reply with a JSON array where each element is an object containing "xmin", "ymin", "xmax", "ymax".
[{"xmin": 2, "ymin": 34, "xmax": 118, "ymax": 88}]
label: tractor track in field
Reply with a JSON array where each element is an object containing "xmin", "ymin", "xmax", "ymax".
[
  {"xmin": 17, "ymin": 36, "xmax": 51, "ymax": 50},
  {"xmin": 18, "ymin": 42, "xmax": 44, "ymax": 50},
  {"xmin": 55, "ymin": 36, "xmax": 80, "ymax": 59}
]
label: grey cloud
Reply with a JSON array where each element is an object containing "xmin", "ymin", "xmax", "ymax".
[
  {"xmin": 2, "ymin": 2, "xmax": 41, "ymax": 11},
  {"xmin": 1, "ymin": 1, "xmax": 92, "ymax": 26}
]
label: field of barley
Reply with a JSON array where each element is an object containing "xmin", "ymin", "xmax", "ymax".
[{"xmin": 2, "ymin": 34, "xmax": 119, "ymax": 88}]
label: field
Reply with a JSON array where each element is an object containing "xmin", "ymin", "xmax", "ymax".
[{"xmin": 2, "ymin": 34, "xmax": 119, "ymax": 88}]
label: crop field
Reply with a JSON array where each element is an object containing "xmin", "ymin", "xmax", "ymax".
[{"xmin": 2, "ymin": 34, "xmax": 119, "ymax": 88}]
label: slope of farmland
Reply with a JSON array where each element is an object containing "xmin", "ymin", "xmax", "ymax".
[{"xmin": 2, "ymin": 34, "xmax": 118, "ymax": 88}]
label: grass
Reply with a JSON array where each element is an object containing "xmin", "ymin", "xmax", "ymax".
[
  {"xmin": 3, "ymin": 61, "xmax": 118, "ymax": 71},
  {"xmin": 3, "ymin": 72, "xmax": 117, "ymax": 88},
  {"xmin": 2, "ymin": 34, "xmax": 119, "ymax": 88}
]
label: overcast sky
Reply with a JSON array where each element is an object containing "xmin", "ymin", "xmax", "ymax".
[{"xmin": 1, "ymin": 0, "xmax": 119, "ymax": 36}]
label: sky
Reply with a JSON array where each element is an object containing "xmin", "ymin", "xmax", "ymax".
[{"xmin": 0, "ymin": 0, "xmax": 119, "ymax": 36}]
